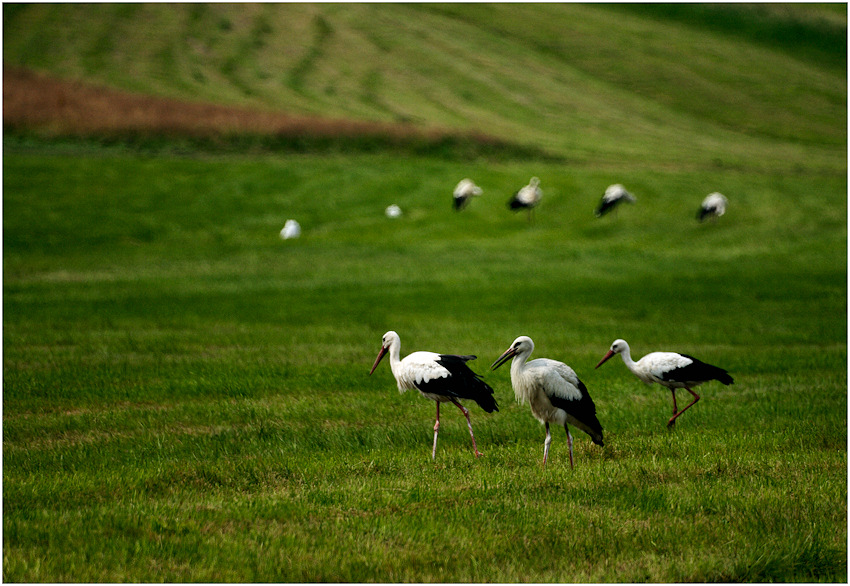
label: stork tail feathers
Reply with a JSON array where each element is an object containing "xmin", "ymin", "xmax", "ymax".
[
  {"xmin": 595, "ymin": 200, "xmax": 614, "ymax": 217},
  {"xmin": 716, "ymin": 370, "xmax": 734, "ymax": 385},
  {"xmin": 430, "ymin": 355, "xmax": 499, "ymax": 413},
  {"xmin": 692, "ymin": 356, "xmax": 734, "ymax": 385},
  {"xmin": 475, "ymin": 391, "xmax": 499, "ymax": 414},
  {"xmin": 465, "ymin": 370, "xmax": 498, "ymax": 413},
  {"xmin": 578, "ymin": 417, "xmax": 604, "ymax": 447}
]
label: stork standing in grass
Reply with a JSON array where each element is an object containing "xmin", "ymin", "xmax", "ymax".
[
  {"xmin": 453, "ymin": 178, "xmax": 483, "ymax": 211},
  {"xmin": 697, "ymin": 192, "xmax": 728, "ymax": 222},
  {"xmin": 596, "ymin": 339, "xmax": 734, "ymax": 428},
  {"xmin": 491, "ymin": 336, "xmax": 603, "ymax": 468},
  {"xmin": 595, "ymin": 184, "xmax": 636, "ymax": 218},
  {"xmin": 508, "ymin": 177, "xmax": 542, "ymax": 221},
  {"xmin": 369, "ymin": 331, "xmax": 498, "ymax": 459}
]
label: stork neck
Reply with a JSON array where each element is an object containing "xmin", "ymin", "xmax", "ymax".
[
  {"xmin": 619, "ymin": 347, "xmax": 638, "ymax": 371},
  {"xmin": 387, "ymin": 340, "xmax": 403, "ymax": 377},
  {"xmin": 509, "ymin": 350, "xmax": 534, "ymax": 404},
  {"xmin": 510, "ymin": 350, "xmax": 531, "ymax": 377}
]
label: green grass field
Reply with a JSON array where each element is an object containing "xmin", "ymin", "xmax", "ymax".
[{"xmin": 3, "ymin": 3, "xmax": 847, "ymax": 583}]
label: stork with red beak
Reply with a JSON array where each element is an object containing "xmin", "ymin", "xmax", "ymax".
[
  {"xmin": 697, "ymin": 192, "xmax": 728, "ymax": 222},
  {"xmin": 508, "ymin": 177, "xmax": 542, "ymax": 221},
  {"xmin": 595, "ymin": 184, "xmax": 636, "ymax": 218},
  {"xmin": 369, "ymin": 331, "xmax": 498, "ymax": 459},
  {"xmin": 596, "ymin": 339, "xmax": 734, "ymax": 428},
  {"xmin": 491, "ymin": 336, "xmax": 603, "ymax": 468},
  {"xmin": 453, "ymin": 178, "xmax": 483, "ymax": 211}
]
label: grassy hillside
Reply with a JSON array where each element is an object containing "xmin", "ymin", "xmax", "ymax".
[
  {"xmin": 3, "ymin": 3, "xmax": 846, "ymax": 170},
  {"xmin": 3, "ymin": 150, "xmax": 846, "ymax": 582},
  {"xmin": 3, "ymin": 3, "xmax": 847, "ymax": 583}
]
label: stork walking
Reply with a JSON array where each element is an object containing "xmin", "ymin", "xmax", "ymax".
[
  {"xmin": 596, "ymin": 339, "xmax": 734, "ymax": 428},
  {"xmin": 697, "ymin": 192, "xmax": 728, "ymax": 222},
  {"xmin": 369, "ymin": 331, "xmax": 498, "ymax": 459},
  {"xmin": 491, "ymin": 336, "xmax": 603, "ymax": 468},
  {"xmin": 508, "ymin": 177, "xmax": 542, "ymax": 221},
  {"xmin": 595, "ymin": 184, "xmax": 636, "ymax": 218},
  {"xmin": 453, "ymin": 178, "xmax": 483, "ymax": 211}
]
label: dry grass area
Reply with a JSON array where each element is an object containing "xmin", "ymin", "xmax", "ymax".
[{"xmin": 2, "ymin": 67, "xmax": 524, "ymax": 156}]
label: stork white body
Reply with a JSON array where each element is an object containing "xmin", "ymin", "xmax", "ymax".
[
  {"xmin": 596, "ymin": 339, "xmax": 734, "ymax": 427},
  {"xmin": 508, "ymin": 177, "xmax": 542, "ymax": 220},
  {"xmin": 453, "ymin": 178, "xmax": 483, "ymax": 211},
  {"xmin": 369, "ymin": 331, "xmax": 498, "ymax": 459},
  {"xmin": 698, "ymin": 192, "xmax": 728, "ymax": 222},
  {"xmin": 491, "ymin": 336, "xmax": 603, "ymax": 468},
  {"xmin": 595, "ymin": 184, "xmax": 636, "ymax": 217},
  {"xmin": 280, "ymin": 219, "xmax": 301, "ymax": 239}
]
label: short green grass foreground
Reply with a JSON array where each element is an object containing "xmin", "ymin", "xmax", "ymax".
[
  {"xmin": 3, "ymin": 146, "xmax": 846, "ymax": 582},
  {"xmin": 3, "ymin": 2, "xmax": 847, "ymax": 582}
]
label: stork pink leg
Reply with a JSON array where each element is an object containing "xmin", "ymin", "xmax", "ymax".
[
  {"xmin": 670, "ymin": 389, "xmax": 679, "ymax": 415},
  {"xmin": 432, "ymin": 402, "xmax": 440, "ymax": 460},
  {"xmin": 564, "ymin": 424, "xmax": 574, "ymax": 469},
  {"xmin": 543, "ymin": 422, "xmax": 552, "ymax": 467},
  {"xmin": 451, "ymin": 399, "xmax": 481, "ymax": 457},
  {"xmin": 667, "ymin": 387, "xmax": 700, "ymax": 428}
]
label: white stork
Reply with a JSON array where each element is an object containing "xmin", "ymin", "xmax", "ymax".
[
  {"xmin": 697, "ymin": 192, "xmax": 728, "ymax": 222},
  {"xmin": 595, "ymin": 184, "xmax": 636, "ymax": 218},
  {"xmin": 596, "ymin": 339, "xmax": 734, "ymax": 428},
  {"xmin": 491, "ymin": 336, "xmax": 603, "ymax": 468},
  {"xmin": 508, "ymin": 177, "xmax": 542, "ymax": 221},
  {"xmin": 279, "ymin": 219, "xmax": 301, "ymax": 239},
  {"xmin": 453, "ymin": 178, "xmax": 483, "ymax": 211},
  {"xmin": 369, "ymin": 331, "xmax": 498, "ymax": 459}
]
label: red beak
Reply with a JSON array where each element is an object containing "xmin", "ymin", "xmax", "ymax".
[
  {"xmin": 595, "ymin": 349, "xmax": 615, "ymax": 369},
  {"xmin": 369, "ymin": 346, "xmax": 388, "ymax": 375},
  {"xmin": 490, "ymin": 346, "xmax": 517, "ymax": 370}
]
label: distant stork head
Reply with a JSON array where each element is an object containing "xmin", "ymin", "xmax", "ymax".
[
  {"xmin": 605, "ymin": 184, "xmax": 636, "ymax": 202},
  {"xmin": 595, "ymin": 338, "xmax": 629, "ymax": 368},
  {"xmin": 455, "ymin": 178, "xmax": 483, "ymax": 196},
  {"xmin": 698, "ymin": 192, "xmax": 728, "ymax": 222},
  {"xmin": 491, "ymin": 336, "xmax": 534, "ymax": 370},
  {"xmin": 370, "ymin": 330, "xmax": 400, "ymax": 375}
]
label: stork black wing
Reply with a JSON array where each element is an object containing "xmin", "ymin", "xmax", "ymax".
[
  {"xmin": 662, "ymin": 354, "xmax": 734, "ymax": 385},
  {"xmin": 546, "ymin": 379, "xmax": 604, "ymax": 446},
  {"xmin": 595, "ymin": 198, "xmax": 618, "ymax": 217},
  {"xmin": 414, "ymin": 354, "xmax": 499, "ymax": 413},
  {"xmin": 698, "ymin": 205, "xmax": 717, "ymax": 221},
  {"xmin": 508, "ymin": 192, "xmax": 531, "ymax": 210}
]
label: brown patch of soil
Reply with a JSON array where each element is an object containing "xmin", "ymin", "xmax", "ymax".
[{"xmin": 3, "ymin": 66, "xmax": 536, "ymax": 158}]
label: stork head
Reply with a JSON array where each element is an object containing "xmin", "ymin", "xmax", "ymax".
[
  {"xmin": 705, "ymin": 192, "xmax": 728, "ymax": 216},
  {"xmin": 456, "ymin": 178, "xmax": 482, "ymax": 196},
  {"xmin": 603, "ymin": 184, "xmax": 636, "ymax": 204},
  {"xmin": 491, "ymin": 336, "xmax": 534, "ymax": 370},
  {"xmin": 529, "ymin": 177, "xmax": 540, "ymax": 188},
  {"xmin": 369, "ymin": 330, "xmax": 400, "ymax": 375},
  {"xmin": 605, "ymin": 184, "xmax": 625, "ymax": 196},
  {"xmin": 596, "ymin": 338, "xmax": 629, "ymax": 369}
]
